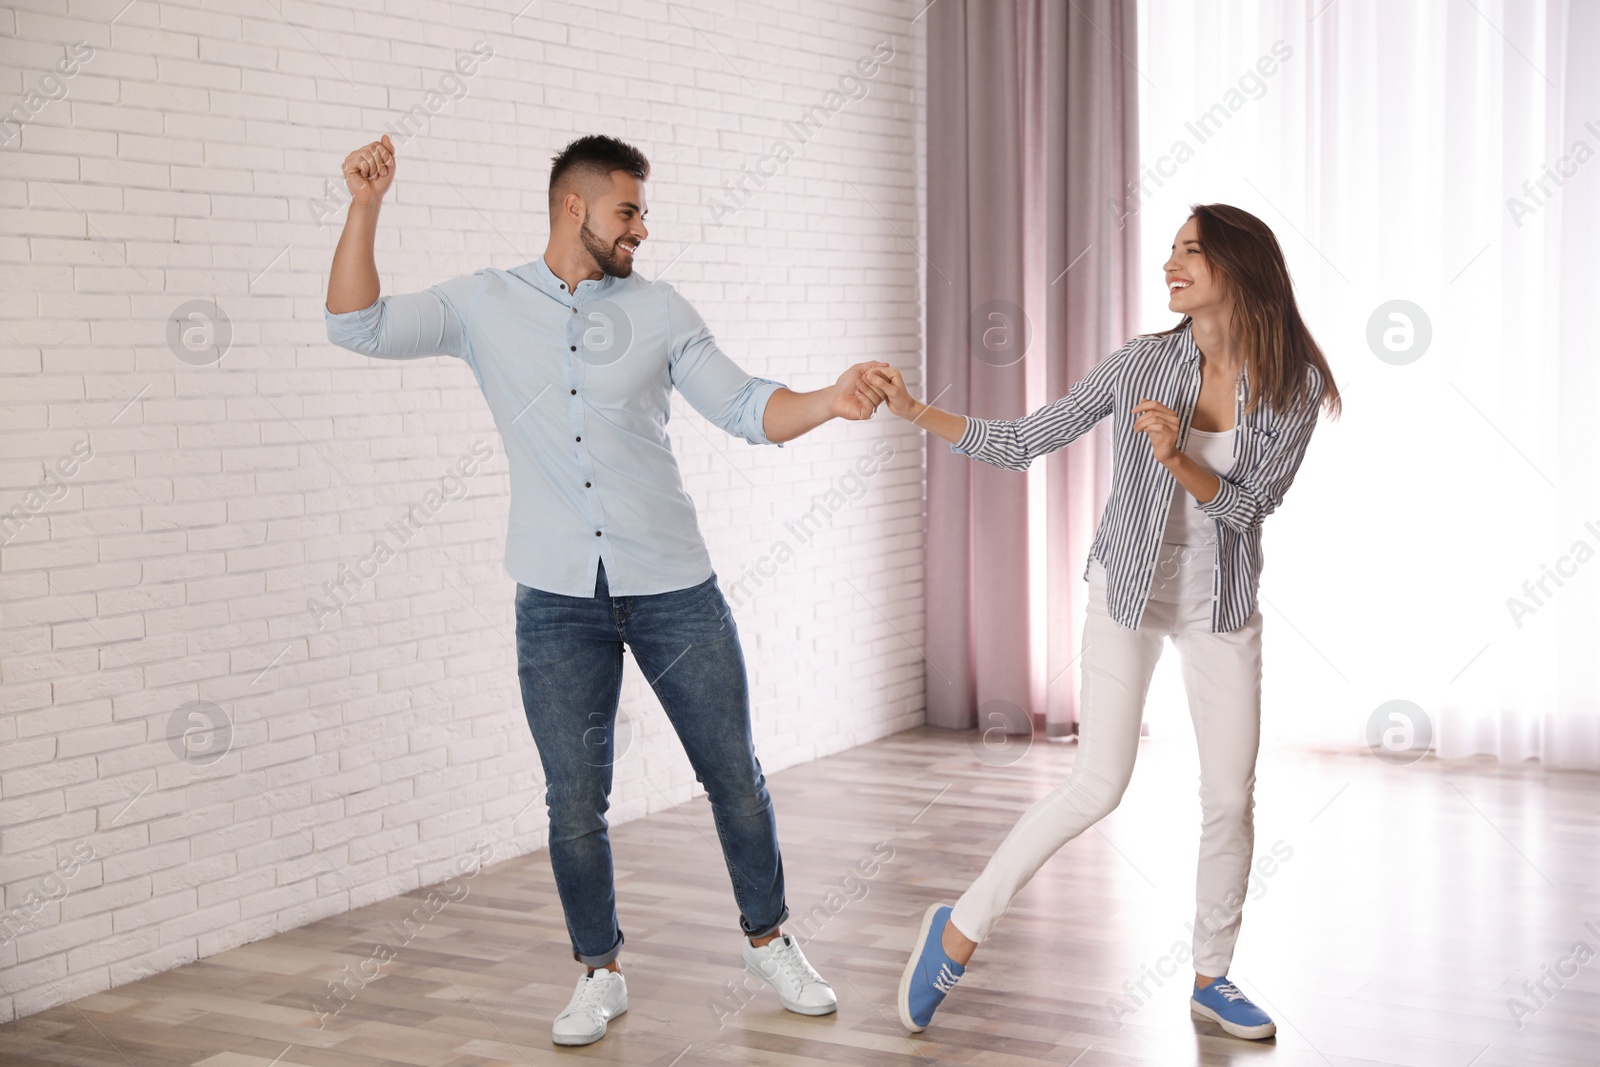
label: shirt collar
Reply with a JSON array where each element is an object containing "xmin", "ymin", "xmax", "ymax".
[
  {"xmin": 1175, "ymin": 320, "xmax": 1200, "ymax": 364},
  {"xmin": 519, "ymin": 255, "xmax": 618, "ymax": 300}
]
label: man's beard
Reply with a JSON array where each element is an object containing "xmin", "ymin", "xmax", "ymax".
[{"xmin": 580, "ymin": 220, "xmax": 634, "ymax": 278}]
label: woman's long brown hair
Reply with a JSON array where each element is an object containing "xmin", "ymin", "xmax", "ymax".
[{"xmin": 1160, "ymin": 203, "xmax": 1342, "ymax": 420}]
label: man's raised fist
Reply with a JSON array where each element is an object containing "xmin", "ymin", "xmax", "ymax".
[{"xmin": 342, "ymin": 134, "xmax": 396, "ymax": 204}]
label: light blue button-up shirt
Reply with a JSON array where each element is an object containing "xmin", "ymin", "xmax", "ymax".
[{"xmin": 325, "ymin": 257, "xmax": 786, "ymax": 597}]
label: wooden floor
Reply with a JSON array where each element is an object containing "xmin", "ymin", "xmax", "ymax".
[{"xmin": 4, "ymin": 726, "xmax": 1600, "ymax": 1067}]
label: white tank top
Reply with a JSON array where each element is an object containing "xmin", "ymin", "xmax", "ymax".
[{"xmin": 1089, "ymin": 425, "xmax": 1237, "ymax": 603}]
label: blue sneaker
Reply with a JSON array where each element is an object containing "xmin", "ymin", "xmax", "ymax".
[
  {"xmin": 1190, "ymin": 977, "xmax": 1275, "ymax": 1039},
  {"xmin": 897, "ymin": 903, "xmax": 966, "ymax": 1032}
]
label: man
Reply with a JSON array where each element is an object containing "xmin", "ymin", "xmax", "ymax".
[{"xmin": 325, "ymin": 133, "xmax": 885, "ymax": 1046}]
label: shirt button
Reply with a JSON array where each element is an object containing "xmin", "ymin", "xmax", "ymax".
[
  {"xmin": 570, "ymin": 389, "xmax": 576, "ymax": 395},
  {"xmin": 570, "ymin": 345, "xmax": 576, "ymax": 352},
  {"xmin": 594, "ymin": 531, "xmax": 601, "ymax": 537},
  {"xmin": 575, "ymin": 436, "xmax": 581, "ymax": 442},
  {"xmin": 584, "ymin": 481, "xmax": 591, "ymax": 488}
]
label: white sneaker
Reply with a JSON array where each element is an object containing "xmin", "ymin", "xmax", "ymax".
[
  {"xmin": 551, "ymin": 968, "xmax": 627, "ymax": 1046},
  {"xmin": 742, "ymin": 935, "xmax": 837, "ymax": 1016}
]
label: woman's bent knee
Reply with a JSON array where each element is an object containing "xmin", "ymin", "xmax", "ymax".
[{"xmin": 1048, "ymin": 772, "xmax": 1127, "ymax": 826}]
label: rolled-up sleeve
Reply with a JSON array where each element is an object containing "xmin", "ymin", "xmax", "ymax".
[
  {"xmin": 324, "ymin": 273, "xmax": 482, "ymax": 361},
  {"xmin": 1198, "ymin": 366, "xmax": 1324, "ymax": 532},
  {"xmin": 663, "ymin": 285, "xmax": 786, "ymax": 446}
]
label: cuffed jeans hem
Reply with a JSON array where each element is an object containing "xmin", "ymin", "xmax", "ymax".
[
  {"xmin": 743, "ymin": 905, "xmax": 789, "ymax": 941},
  {"xmin": 573, "ymin": 933, "xmax": 623, "ymax": 968}
]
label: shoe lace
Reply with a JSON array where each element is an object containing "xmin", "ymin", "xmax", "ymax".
[
  {"xmin": 767, "ymin": 938, "xmax": 822, "ymax": 988},
  {"xmin": 568, "ymin": 973, "xmax": 613, "ymax": 1016},
  {"xmin": 932, "ymin": 962, "xmax": 961, "ymax": 994},
  {"xmin": 1213, "ymin": 981, "xmax": 1247, "ymax": 1003}
]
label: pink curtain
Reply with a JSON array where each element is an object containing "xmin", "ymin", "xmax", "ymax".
[{"xmin": 924, "ymin": 0, "xmax": 1140, "ymax": 737}]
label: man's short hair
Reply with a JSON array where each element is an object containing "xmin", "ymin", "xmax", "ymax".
[{"xmin": 549, "ymin": 134, "xmax": 650, "ymax": 211}]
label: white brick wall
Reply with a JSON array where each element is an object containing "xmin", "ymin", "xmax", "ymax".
[{"xmin": 0, "ymin": 0, "xmax": 927, "ymax": 1021}]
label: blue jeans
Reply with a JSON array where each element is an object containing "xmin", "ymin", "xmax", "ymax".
[{"xmin": 514, "ymin": 560, "xmax": 789, "ymax": 966}]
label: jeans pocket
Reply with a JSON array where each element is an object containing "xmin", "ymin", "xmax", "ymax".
[{"xmin": 698, "ymin": 573, "xmax": 739, "ymax": 633}]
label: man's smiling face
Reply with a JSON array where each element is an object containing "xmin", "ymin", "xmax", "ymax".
[{"xmin": 578, "ymin": 171, "xmax": 649, "ymax": 278}]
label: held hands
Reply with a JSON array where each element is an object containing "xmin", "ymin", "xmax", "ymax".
[
  {"xmin": 342, "ymin": 134, "xmax": 396, "ymax": 206},
  {"xmin": 1132, "ymin": 398, "xmax": 1181, "ymax": 465},
  {"xmin": 830, "ymin": 361, "xmax": 893, "ymax": 421},
  {"xmin": 859, "ymin": 366, "xmax": 922, "ymax": 420},
  {"xmin": 853, "ymin": 366, "xmax": 967, "ymax": 446}
]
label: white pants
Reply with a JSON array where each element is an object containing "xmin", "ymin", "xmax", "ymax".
[{"xmin": 949, "ymin": 569, "xmax": 1264, "ymax": 977}]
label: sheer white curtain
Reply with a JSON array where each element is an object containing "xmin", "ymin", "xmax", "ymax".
[{"xmin": 1135, "ymin": 0, "xmax": 1600, "ymax": 769}]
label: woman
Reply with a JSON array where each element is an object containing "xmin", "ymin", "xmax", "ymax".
[{"xmin": 861, "ymin": 204, "xmax": 1341, "ymax": 1040}]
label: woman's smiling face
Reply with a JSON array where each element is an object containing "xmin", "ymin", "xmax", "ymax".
[{"xmin": 1163, "ymin": 216, "xmax": 1227, "ymax": 316}]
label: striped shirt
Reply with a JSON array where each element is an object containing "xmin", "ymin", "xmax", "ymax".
[{"xmin": 952, "ymin": 323, "xmax": 1323, "ymax": 632}]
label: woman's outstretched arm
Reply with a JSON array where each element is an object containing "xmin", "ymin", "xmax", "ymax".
[
  {"xmin": 859, "ymin": 367, "xmax": 967, "ymax": 444},
  {"xmin": 861, "ymin": 353, "xmax": 1121, "ymax": 472}
]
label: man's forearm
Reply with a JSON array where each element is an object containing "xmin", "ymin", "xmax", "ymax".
[
  {"xmin": 327, "ymin": 200, "xmax": 382, "ymax": 314},
  {"xmin": 762, "ymin": 385, "xmax": 835, "ymax": 444}
]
